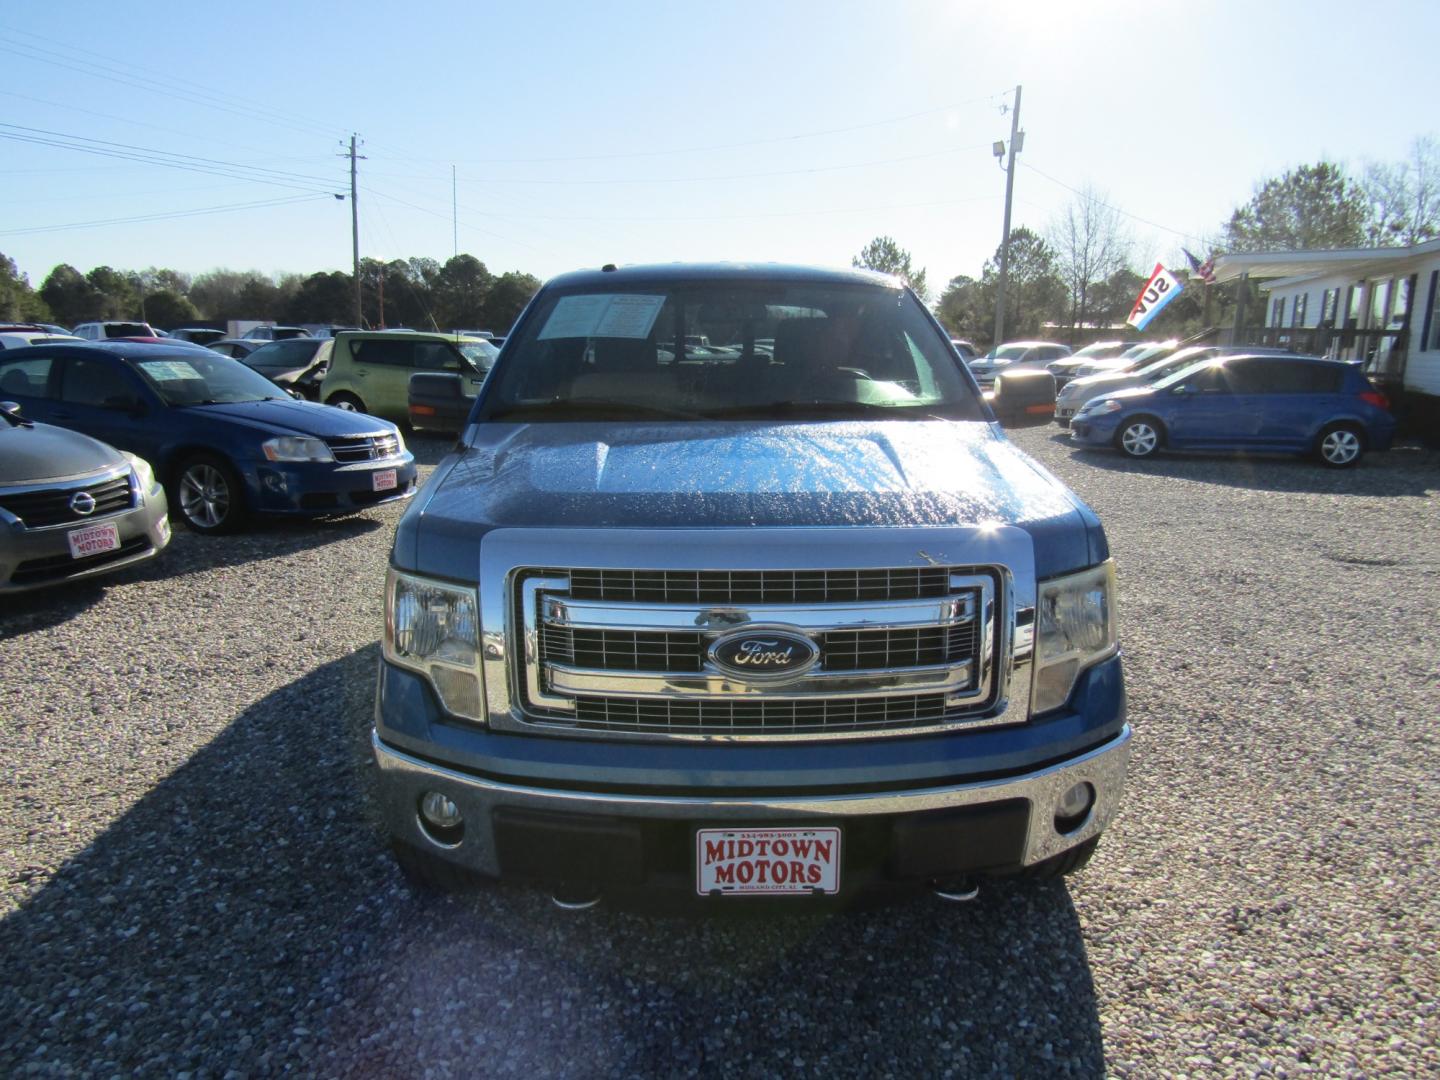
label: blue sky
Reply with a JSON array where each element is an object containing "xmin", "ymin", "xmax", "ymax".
[{"xmin": 3, "ymin": 0, "xmax": 1438, "ymax": 293}]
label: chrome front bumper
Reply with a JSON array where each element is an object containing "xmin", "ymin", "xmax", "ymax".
[{"xmin": 372, "ymin": 723, "xmax": 1132, "ymax": 877}]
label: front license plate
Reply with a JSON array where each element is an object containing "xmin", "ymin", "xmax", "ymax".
[
  {"xmin": 67, "ymin": 521, "xmax": 120, "ymax": 559},
  {"xmin": 371, "ymin": 469, "xmax": 397, "ymax": 492},
  {"xmin": 696, "ymin": 827, "xmax": 841, "ymax": 896}
]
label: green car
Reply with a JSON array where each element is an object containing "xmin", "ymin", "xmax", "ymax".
[{"xmin": 319, "ymin": 331, "xmax": 490, "ymax": 423}]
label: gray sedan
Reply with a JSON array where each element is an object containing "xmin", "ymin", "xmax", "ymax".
[{"xmin": 0, "ymin": 401, "xmax": 170, "ymax": 593}]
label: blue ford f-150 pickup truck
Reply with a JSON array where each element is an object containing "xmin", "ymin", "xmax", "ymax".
[{"xmin": 373, "ymin": 263, "xmax": 1129, "ymax": 906}]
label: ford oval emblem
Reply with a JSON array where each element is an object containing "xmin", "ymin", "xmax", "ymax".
[{"xmin": 709, "ymin": 627, "xmax": 819, "ymax": 681}]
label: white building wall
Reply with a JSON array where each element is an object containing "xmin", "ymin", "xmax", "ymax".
[{"xmin": 1408, "ymin": 255, "xmax": 1440, "ymax": 398}]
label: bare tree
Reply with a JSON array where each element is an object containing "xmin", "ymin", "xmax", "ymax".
[
  {"xmin": 1363, "ymin": 136, "xmax": 1440, "ymax": 246},
  {"xmin": 1048, "ymin": 186, "xmax": 1132, "ymax": 333}
]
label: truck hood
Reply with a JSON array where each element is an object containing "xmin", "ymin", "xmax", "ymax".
[{"xmin": 401, "ymin": 420, "xmax": 1108, "ymax": 577}]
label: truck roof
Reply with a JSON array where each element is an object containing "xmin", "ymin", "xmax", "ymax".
[{"xmin": 542, "ymin": 262, "xmax": 905, "ymax": 290}]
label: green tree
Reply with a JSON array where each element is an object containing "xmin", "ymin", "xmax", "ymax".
[
  {"xmin": 852, "ymin": 236, "xmax": 930, "ymax": 301},
  {"xmin": 980, "ymin": 227, "xmax": 1066, "ymax": 340},
  {"xmin": 0, "ymin": 254, "xmax": 51, "ymax": 322},
  {"xmin": 86, "ymin": 266, "xmax": 137, "ymax": 319},
  {"xmin": 483, "ymin": 271, "xmax": 542, "ymax": 332},
  {"xmin": 143, "ymin": 289, "xmax": 199, "ymax": 328},
  {"xmin": 1223, "ymin": 162, "xmax": 1370, "ymax": 252},
  {"xmin": 285, "ymin": 271, "xmax": 354, "ymax": 324},
  {"xmin": 935, "ymin": 274, "xmax": 985, "ymax": 341},
  {"xmin": 433, "ymin": 254, "xmax": 493, "ymax": 329},
  {"xmin": 40, "ymin": 264, "xmax": 104, "ymax": 325}
]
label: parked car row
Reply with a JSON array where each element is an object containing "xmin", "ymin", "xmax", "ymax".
[
  {"xmin": 0, "ymin": 339, "xmax": 419, "ymax": 592},
  {"xmin": 969, "ymin": 336, "xmax": 1396, "ymax": 469}
]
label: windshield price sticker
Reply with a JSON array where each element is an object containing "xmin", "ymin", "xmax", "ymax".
[
  {"xmin": 538, "ymin": 294, "xmax": 665, "ymax": 341},
  {"xmin": 137, "ymin": 360, "xmax": 204, "ymax": 381},
  {"xmin": 696, "ymin": 827, "xmax": 841, "ymax": 896},
  {"xmin": 67, "ymin": 521, "xmax": 120, "ymax": 560},
  {"xmin": 372, "ymin": 469, "xmax": 397, "ymax": 491}
]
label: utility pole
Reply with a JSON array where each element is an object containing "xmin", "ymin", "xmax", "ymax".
[
  {"xmin": 341, "ymin": 134, "xmax": 366, "ymax": 326},
  {"xmin": 452, "ymin": 164, "xmax": 458, "ymax": 259},
  {"xmin": 993, "ymin": 85, "xmax": 1023, "ymax": 346}
]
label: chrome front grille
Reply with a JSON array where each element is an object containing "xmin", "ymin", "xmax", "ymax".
[
  {"xmin": 326, "ymin": 434, "xmax": 400, "ymax": 462},
  {"xmin": 516, "ymin": 566, "xmax": 1001, "ymax": 740},
  {"xmin": 0, "ymin": 472, "xmax": 134, "ymax": 529},
  {"xmin": 567, "ymin": 567, "xmax": 955, "ymax": 604}
]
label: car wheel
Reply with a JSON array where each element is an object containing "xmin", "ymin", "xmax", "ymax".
[
  {"xmin": 1116, "ymin": 417, "xmax": 1162, "ymax": 459},
  {"xmin": 1316, "ymin": 422, "xmax": 1365, "ymax": 468},
  {"xmin": 171, "ymin": 453, "xmax": 247, "ymax": 534},
  {"xmin": 327, "ymin": 391, "xmax": 366, "ymax": 413}
]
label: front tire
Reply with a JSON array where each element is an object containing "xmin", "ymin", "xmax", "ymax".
[
  {"xmin": 327, "ymin": 391, "xmax": 366, "ymax": 413},
  {"xmin": 1116, "ymin": 417, "xmax": 1162, "ymax": 459},
  {"xmin": 171, "ymin": 453, "xmax": 247, "ymax": 534},
  {"xmin": 1316, "ymin": 422, "xmax": 1364, "ymax": 468}
]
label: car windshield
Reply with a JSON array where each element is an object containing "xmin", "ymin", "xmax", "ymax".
[
  {"xmin": 458, "ymin": 340, "xmax": 499, "ymax": 370},
  {"xmin": 985, "ymin": 344, "xmax": 1030, "ymax": 361},
  {"xmin": 1152, "ymin": 358, "xmax": 1222, "ymax": 390},
  {"xmin": 478, "ymin": 281, "xmax": 986, "ymax": 422},
  {"xmin": 104, "ymin": 323, "xmax": 152, "ymax": 338},
  {"xmin": 242, "ymin": 341, "xmax": 321, "ymax": 370},
  {"xmin": 1071, "ymin": 342, "xmax": 1123, "ymax": 358},
  {"xmin": 1137, "ymin": 347, "xmax": 1212, "ymax": 381},
  {"xmin": 126, "ymin": 351, "xmax": 288, "ymax": 405}
]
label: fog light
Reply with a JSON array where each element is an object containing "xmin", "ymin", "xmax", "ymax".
[
  {"xmin": 1054, "ymin": 781, "xmax": 1095, "ymax": 833},
  {"xmin": 420, "ymin": 791, "xmax": 462, "ymax": 829}
]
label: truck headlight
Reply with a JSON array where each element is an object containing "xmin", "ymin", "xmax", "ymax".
[
  {"xmin": 384, "ymin": 568, "xmax": 484, "ymax": 722},
  {"xmin": 1032, "ymin": 561, "xmax": 1117, "ymax": 714},
  {"xmin": 262, "ymin": 436, "xmax": 334, "ymax": 462}
]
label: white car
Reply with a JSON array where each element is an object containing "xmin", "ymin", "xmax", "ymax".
[
  {"xmin": 0, "ymin": 331, "xmax": 86, "ymax": 350},
  {"xmin": 966, "ymin": 340, "xmax": 1071, "ymax": 389},
  {"xmin": 71, "ymin": 321, "xmax": 157, "ymax": 340}
]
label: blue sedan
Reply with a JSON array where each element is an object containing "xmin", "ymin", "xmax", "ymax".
[
  {"xmin": 0, "ymin": 342, "xmax": 418, "ymax": 532},
  {"xmin": 1068, "ymin": 353, "xmax": 1395, "ymax": 468}
]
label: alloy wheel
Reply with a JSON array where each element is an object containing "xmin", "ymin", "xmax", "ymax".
[
  {"xmin": 179, "ymin": 463, "xmax": 230, "ymax": 529},
  {"xmin": 1120, "ymin": 422, "xmax": 1158, "ymax": 457},
  {"xmin": 1321, "ymin": 428, "xmax": 1361, "ymax": 465}
]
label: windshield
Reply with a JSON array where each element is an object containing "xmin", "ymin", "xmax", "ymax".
[
  {"xmin": 478, "ymin": 281, "xmax": 986, "ymax": 422},
  {"xmin": 1153, "ymin": 357, "xmax": 1223, "ymax": 390},
  {"xmin": 1137, "ymin": 347, "xmax": 1213, "ymax": 381},
  {"xmin": 1072, "ymin": 342, "xmax": 1124, "ymax": 358},
  {"xmin": 127, "ymin": 351, "xmax": 288, "ymax": 405},
  {"xmin": 458, "ymin": 340, "xmax": 499, "ymax": 370}
]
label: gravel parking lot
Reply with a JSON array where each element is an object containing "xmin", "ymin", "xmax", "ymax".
[{"xmin": 2, "ymin": 428, "xmax": 1437, "ymax": 1078}]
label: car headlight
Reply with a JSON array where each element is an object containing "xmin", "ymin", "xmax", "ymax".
[
  {"xmin": 1032, "ymin": 561, "xmax": 1117, "ymax": 714},
  {"xmin": 262, "ymin": 435, "xmax": 334, "ymax": 462},
  {"xmin": 120, "ymin": 451, "xmax": 157, "ymax": 492},
  {"xmin": 1077, "ymin": 398, "xmax": 1123, "ymax": 416},
  {"xmin": 384, "ymin": 568, "xmax": 484, "ymax": 722},
  {"xmin": 390, "ymin": 427, "xmax": 406, "ymax": 456}
]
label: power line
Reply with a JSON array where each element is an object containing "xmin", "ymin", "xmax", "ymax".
[
  {"xmin": 368, "ymin": 143, "xmax": 993, "ymax": 188},
  {"xmin": 0, "ymin": 194, "xmax": 330, "ymax": 237},
  {"xmin": 0, "ymin": 127, "xmax": 343, "ymax": 196},
  {"xmin": 1020, "ymin": 161, "xmax": 1211, "ymax": 245},
  {"xmin": 364, "ymin": 89, "xmax": 1014, "ymax": 166},
  {"xmin": 0, "ymin": 28, "xmax": 345, "ymax": 139}
]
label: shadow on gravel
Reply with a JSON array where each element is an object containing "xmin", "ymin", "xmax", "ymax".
[
  {"xmin": 0, "ymin": 515, "xmax": 387, "ymax": 640},
  {"xmin": 0, "ymin": 644, "xmax": 1105, "ymax": 1078},
  {"xmin": 408, "ymin": 434, "xmax": 462, "ymax": 467},
  {"xmin": 1053, "ymin": 433, "xmax": 1440, "ymax": 497}
]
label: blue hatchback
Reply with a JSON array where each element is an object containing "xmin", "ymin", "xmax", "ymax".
[
  {"xmin": 1068, "ymin": 353, "xmax": 1395, "ymax": 468},
  {"xmin": 0, "ymin": 342, "xmax": 418, "ymax": 532}
]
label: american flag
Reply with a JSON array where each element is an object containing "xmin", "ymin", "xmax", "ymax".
[{"xmin": 1183, "ymin": 248, "xmax": 1217, "ymax": 285}]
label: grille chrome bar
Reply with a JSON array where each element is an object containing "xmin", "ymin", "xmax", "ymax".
[
  {"xmin": 542, "ymin": 594, "xmax": 975, "ymax": 632},
  {"xmin": 546, "ymin": 660, "xmax": 974, "ymax": 699}
]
